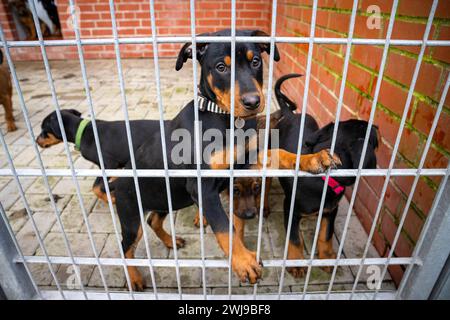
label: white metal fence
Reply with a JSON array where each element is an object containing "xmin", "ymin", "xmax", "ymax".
[{"xmin": 0, "ymin": 0, "xmax": 449, "ymax": 300}]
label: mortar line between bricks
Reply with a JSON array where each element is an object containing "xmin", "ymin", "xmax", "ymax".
[{"xmin": 282, "ymin": 3, "xmax": 450, "ymax": 25}]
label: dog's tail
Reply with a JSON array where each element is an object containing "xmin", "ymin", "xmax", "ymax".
[{"xmin": 275, "ymin": 73, "xmax": 303, "ymax": 117}]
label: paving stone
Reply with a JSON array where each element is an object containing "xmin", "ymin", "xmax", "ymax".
[
  {"xmin": 169, "ymin": 233, "xmax": 223, "ymax": 259},
  {"xmin": 35, "ymin": 232, "xmax": 108, "ymax": 257},
  {"xmin": 10, "ymin": 193, "xmax": 71, "ymax": 213},
  {"xmin": 52, "ymin": 178, "xmax": 96, "ymax": 195},
  {"xmin": 7, "ymin": 208, "xmax": 29, "ymax": 233},
  {"xmin": 81, "ymin": 213, "xmax": 116, "ymax": 234},
  {"xmin": 89, "ymin": 265, "xmax": 127, "ymax": 289},
  {"xmin": 0, "ymin": 177, "xmax": 34, "ymax": 210},
  {"xmin": 16, "ymin": 211, "xmax": 56, "ymax": 255},
  {"xmin": 26, "ymin": 176, "xmax": 60, "ymax": 194},
  {"xmin": 211, "ymin": 285, "xmax": 274, "ymax": 295},
  {"xmin": 175, "ymin": 205, "xmax": 213, "ymax": 234},
  {"xmin": 146, "ymin": 267, "xmax": 202, "ymax": 288},
  {"xmin": 205, "ymin": 268, "xmax": 240, "ymax": 288},
  {"xmin": 53, "ymin": 264, "xmax": 95, "ymax": 289},
  {"xmin": 29, "ymin": 263, "xmax": 60, "ymax": 286}
]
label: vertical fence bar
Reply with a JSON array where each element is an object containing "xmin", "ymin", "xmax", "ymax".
[
  {"xmin": 188, "ymin": 0, "xmax": 207, "ymax": 299},
  {"xmin": 227, "ymin": 0, "xmax": 237, "ymax": 299},
  {"xmin": 28, "ymin": 0, "xmax": 112, "ymax": 299},
  {"xmin": 350, "ymin": 0, "xmax": 435, "ymax": 298},
  {"xmin": 303, "ymin": 0, "xmax": 398, "ymax": 298},
  {"xmin": 277, "ymin": 0, "xmax": 319, "ymax": 299},
  {"xmin": 0, "ymin": 198, "xmax": 41, "ymax": 299},
  {"xmin": 396, "ymin": 161, "xmax": 450, "ymax": 299},
  {"xmin": 108, "ymin": 0, "xmax": 158, "ymax": 299},
  {"xmin": 253, "ymin": 0, "xmax": 278, "ymax": 299},
  {"xmin": 0, "ymin": 24, "xmax": 88, "ymax": 300},
  {"xmin": 372, "ymin": 73, "xmax": 450, "ymax": 300},
  {"xmin": 67, "ymin": 0, "xmax": 136, "ymax": 299},
  {"xmin": 322, "ymin": 0, "xmax": 359, "ymax": 299},
  {"xmin": 148, "ymin": 0, "xmax": 183, "ymax": 299}
]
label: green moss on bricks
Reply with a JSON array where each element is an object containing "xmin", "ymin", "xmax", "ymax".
[{"xmin": 285, "ymin": 2, "xmax": 450, "ymax": 25}]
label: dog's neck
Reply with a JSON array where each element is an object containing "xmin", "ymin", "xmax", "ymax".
[{"xmin": 199, "ymin": 72, "xmax": 217, "ymax": 103}]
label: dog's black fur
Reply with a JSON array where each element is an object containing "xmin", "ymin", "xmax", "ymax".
[
  {"xmin": 274, "ymin": 74, "xmax": 379, "ymax": 277},
  {"xmin": 36, "ymin": 109, "xmax": 163, "ymax": 199}
]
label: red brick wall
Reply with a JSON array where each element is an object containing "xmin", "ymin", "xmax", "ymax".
[
  {"xmin": 1, "ymin": 0, "xmax": 271, "ymax": 60},
  {"xmin": 274, "ymin": 0, "xmax": 450, "ymax": 285}
]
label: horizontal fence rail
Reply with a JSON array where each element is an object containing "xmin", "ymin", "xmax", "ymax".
[{"xmin": 1, "ymin": 37, "xmax": 449, "ymax": 47}]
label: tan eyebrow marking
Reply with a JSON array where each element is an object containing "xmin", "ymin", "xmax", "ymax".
[
  {"xmin": 246, "ymin": 50, "xmax": 254, "ymax": 61},
  {"xmin": 224, "ymin": 56, "xmax": 231, "ymax": 66}
]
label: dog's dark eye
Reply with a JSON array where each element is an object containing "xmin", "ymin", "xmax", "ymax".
[
  {"xmin": 233, "ymin": 186, "xmax": 240, "ymax": 196},
  {"xmin": 253, "ymin": 184, "xmax": 261, "ymax": 194},
  {"xmin": 216, "ymin": 62, "xmax": 227, "ymax": 73},
  {"xmin": 252, "ymin": 56, "xmax": 261, "ymax": 68}
]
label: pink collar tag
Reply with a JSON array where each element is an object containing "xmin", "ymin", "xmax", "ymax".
[{"xmin": 321, "ymin": 176, "xmax": 345, "ymax": 195}]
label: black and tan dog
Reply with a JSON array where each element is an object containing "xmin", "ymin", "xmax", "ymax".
[
  {"xmin": 273, "ymin": 74, "xmax": 379, "ymax": 277},
  {"xmin": 0, "ymin": 50, "xmax": 16, "ymax": 132},
  {"xmin": 112, "ymin": 30, "xmax": 340, "ymax": 291},
  {"xmin": 36, "ymin": 109, "xmax": 162, "ymax": 202}
]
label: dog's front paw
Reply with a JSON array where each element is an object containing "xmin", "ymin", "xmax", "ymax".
[
  {"xmin": 232, "ymin": 249, "xmax": 263, "ymax": 284},
  {"xmin": 193, "ymin": 212, "xmax": 208, "ymax": 228},
  {"xmin": 129, "ymin": 269, "xmax": 145, "ymax": 292},
  {"xmin": 287, "ymin": 266, "xmax": 306, "ymax": 278},
  {"xmin": 7, "ymin": 121, "xmax": 17, "ymax": 132},
  {"xmin": 165, "ymin": 236, "xmax": 186, "ymax": 249},
  {"xmin": 302, "ymin": 149, "xmax": 341, "ymax": 174}
]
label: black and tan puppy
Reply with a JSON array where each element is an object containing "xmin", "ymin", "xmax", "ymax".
[
  {"xmin": 193, "ymin": 176, "xmax": 269, "ymax": 230},
  {"xmin": 112, "ymin": 30, "xmax": 339, "ymax": 291},
  {"xmin": 36, "ymin": 109, "xmax": 162, "ymax": 202},
  {"xmin": 0, "ymin": 50, "xmax": 16, "ymax": 132},
  {"xmin": 274, "ymin": 74, "xmax": 379, "ymax": 277}
]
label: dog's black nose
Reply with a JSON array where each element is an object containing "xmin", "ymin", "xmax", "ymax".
[{"xmin": 241, "ymin": 94, "xmax": 260, "ymax": 110}]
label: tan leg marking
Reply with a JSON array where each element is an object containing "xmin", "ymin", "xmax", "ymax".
[
  {"xmin": 124, "ymin": 225, "xmax": 145, "ymax": 291},
  {"xmin": 148, "ymin": 212, "xmax": 185, "ymax": 249},
  {"xmin": 215, "ymin": 232, "xmax": 262, "ymax": 284},
  {"xmin": 318, "ymin": 218, "xmax": 336, "ymax": 273},
  {"xmin": 193, "ymin": 209, "xmax": 208, "ymax": 228},
  {"xmin": 287, "ymin": 239, "xmax": 306, "ymax": 278}
]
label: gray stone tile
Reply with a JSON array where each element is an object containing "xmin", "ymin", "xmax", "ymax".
[
  {"xmin": 16, "ymin": 211, "xmax": 56, "ymax": 255},
  {"xmin": 35, "ymin": 232, "xmax": 108, "ymax": 257},
  {"xmin": 10, "ymin": 193, "xmax": 71, "ymax": 213}
]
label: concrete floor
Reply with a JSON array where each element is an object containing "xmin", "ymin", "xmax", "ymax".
[{"xmin": 0, "ymin": 59, "xmax": 394, "ymax": 296}]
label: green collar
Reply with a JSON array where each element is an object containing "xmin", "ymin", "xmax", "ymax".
[{"xmin": 75, "ymin": 119, "xmax": 90, "ymax": 151}]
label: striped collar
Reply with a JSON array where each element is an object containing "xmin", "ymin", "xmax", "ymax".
[{"xmin": 197, "ymin": 95, "xmax": 229, "ymax": 115}]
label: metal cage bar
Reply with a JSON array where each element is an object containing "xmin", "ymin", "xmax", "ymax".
[
  {"xmin": 278, "ymin": 0, "xmax": 319, "ymax": 299},
  {"xmin": 66, "ymin": 0, "xmax": 137, "ymax": 299},
  {"xmin": 350, "ymin": 0, "xmax": 440, "ymax": 299},
  {"xmin": 108, "ymin": 0, "xmax": 159, "ymax": 298},
  {"xmin": 148, "ymin": 0, "xmax": 183, "ymax": 298},
  {"xmin": 28, "ymin": 0, "xmax": 112, "ymax": 299},
  {"xmin": 188, "ymin": 0, "xmax": 208, "ymax": 300}
]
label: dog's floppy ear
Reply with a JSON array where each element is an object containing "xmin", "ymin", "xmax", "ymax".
[
  {"xmin": 350, "ymin": 137, "xmax": 377, "ymax": 170},
  {"xmin": 65, "ymin": 109, "xmax": 82, "ymax": 117},
  {"xmin": 304, "ymin": 123, "xmax": 334, "ymax": 148},
  {"xmin": 304, "ymin": 130, "xmax": 321, "ymax": 148},
  {"xmin": 175, "ymin": 33, "xmax": 210, "ymax": 71},
  {"xmin": 251, "ymin": 30, "xmax": 280, "ymax": 62}
]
